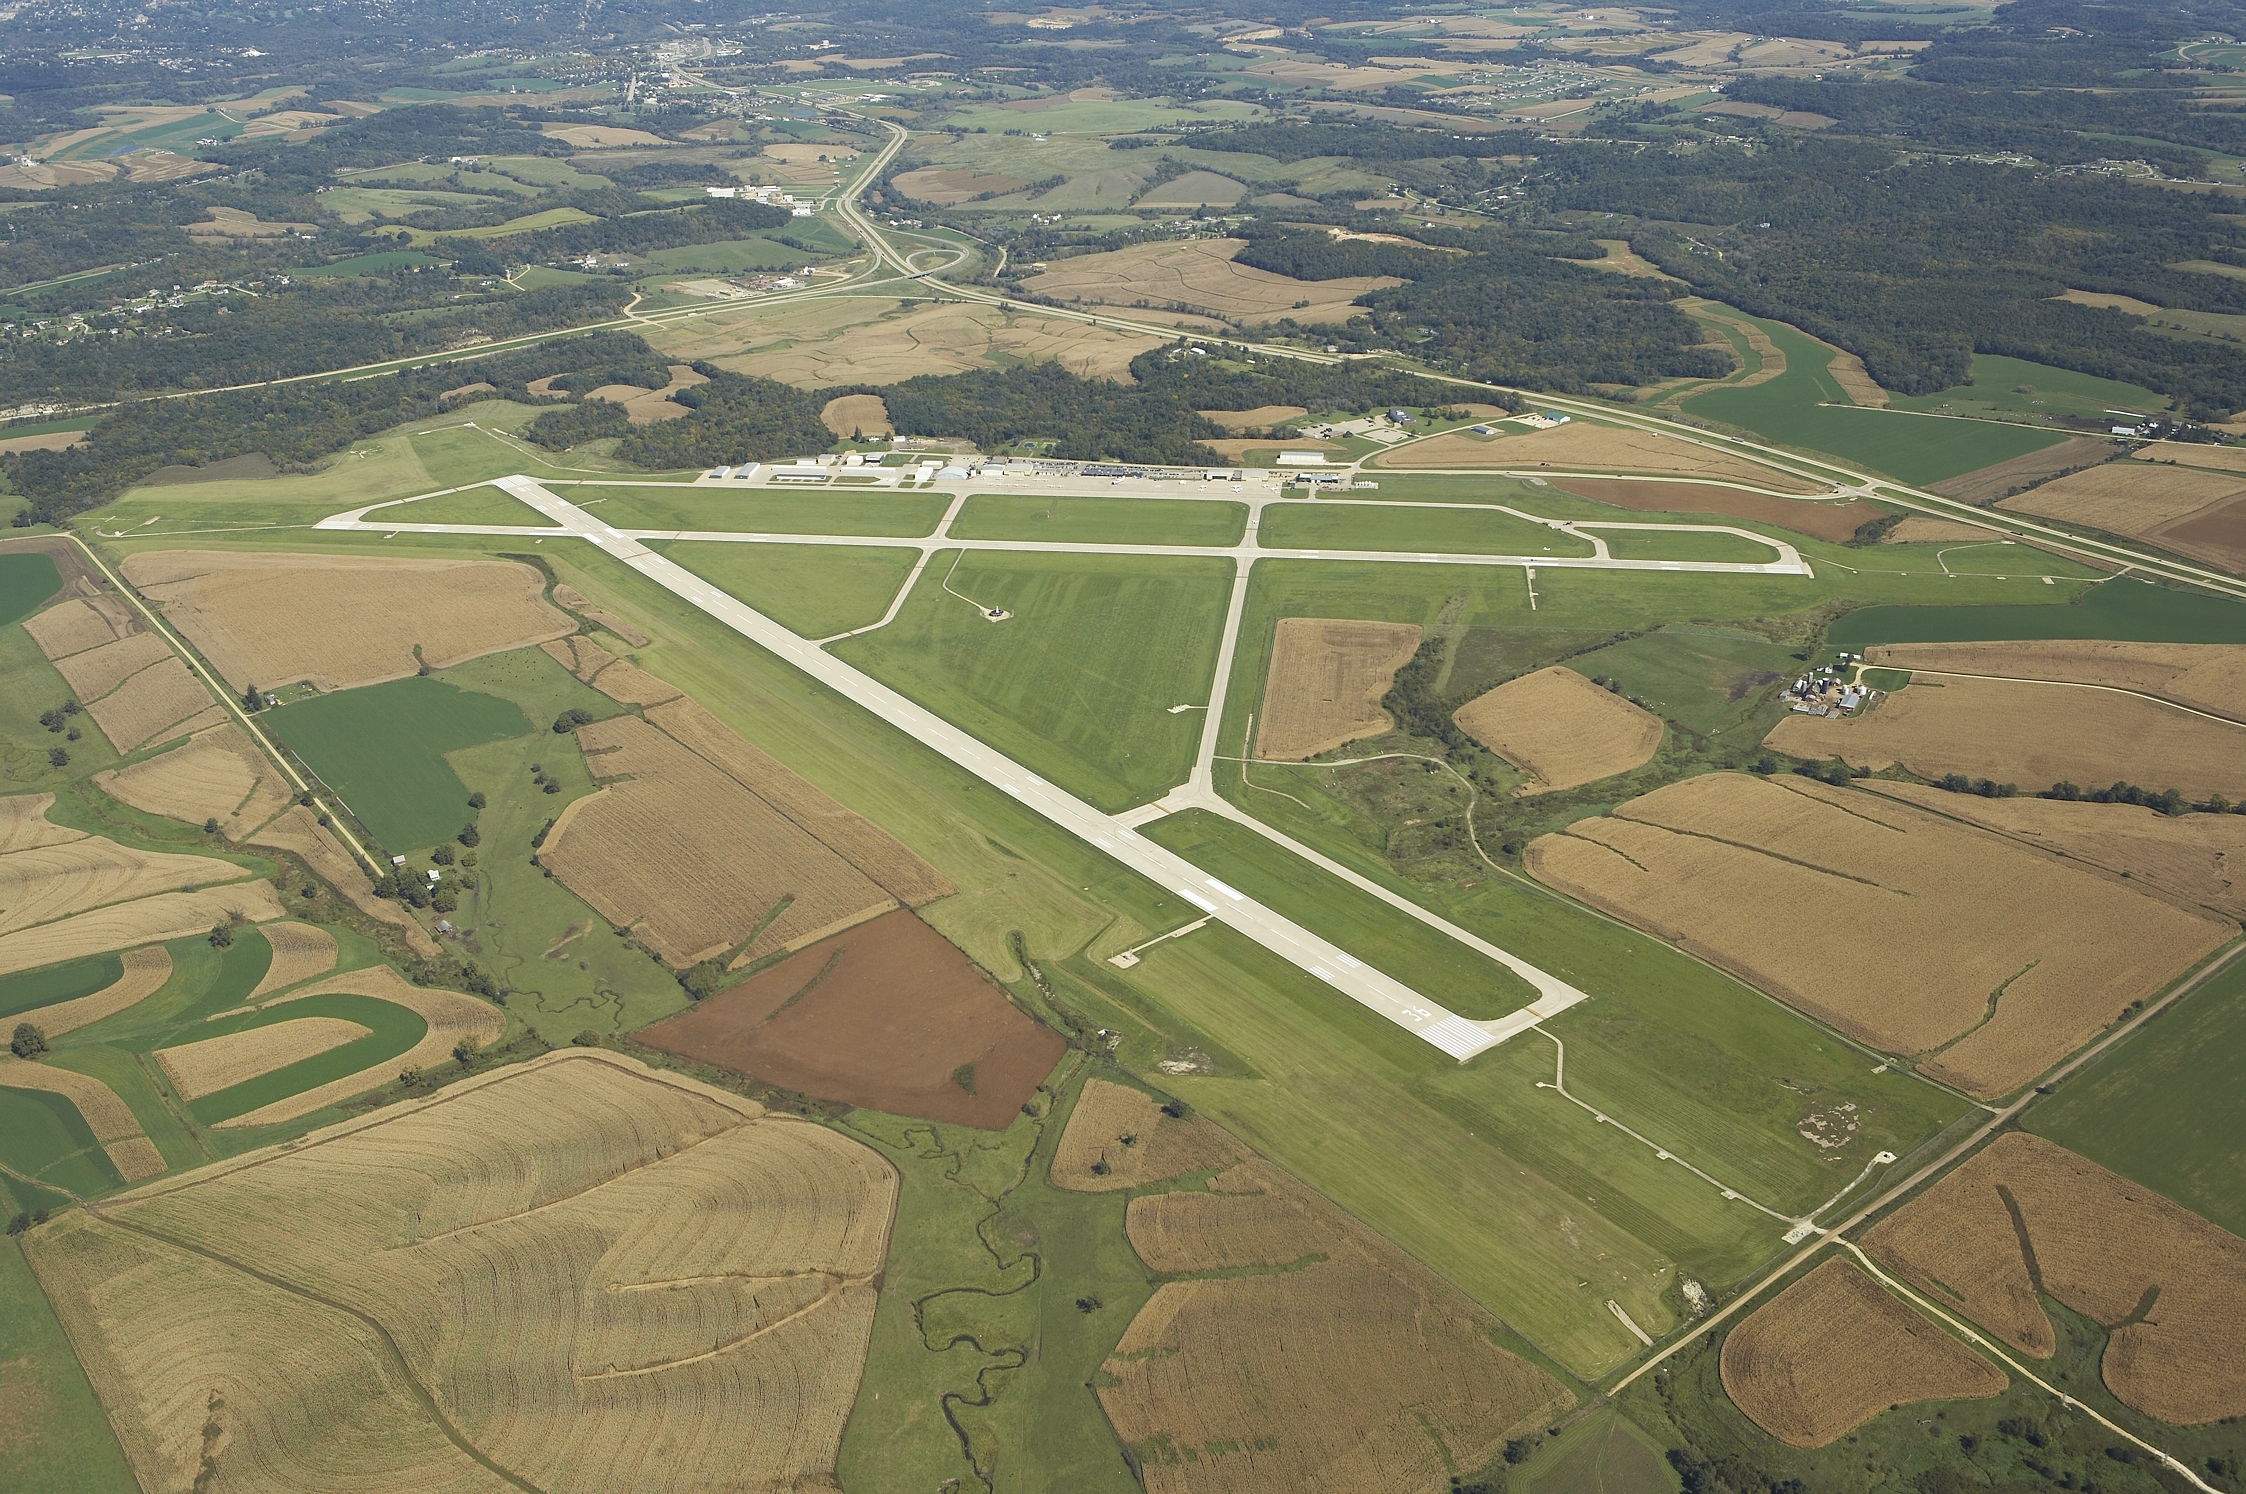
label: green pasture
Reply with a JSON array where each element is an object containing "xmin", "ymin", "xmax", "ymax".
[
  {"xmin": 1565, "ymin": 627, "xmax": 1802, "ymax": 737},
  {"xmin": 297, "ymin": 250, "xmax": 441, "ymax": 277},
  {"xmin": 1262, "ymin": 501, "xmax": 1597, "ymax": 558},
  {"xmin": 187, "ymin": 992, "xmax": 427, "ymax": 1126},
  {"xmin": 0, "ymin": 1239, "xmax": 137, "ymax": 1494},
  {"xmin": 662, "ymin": 542, "xmax": 918, "ymax": 637},
  {"xmin": 1889, "ymin": 353, "xmax": 2173, "ymax": 422},
  {"xmin": 1146, "ymin": 810, "xmax": 1542, "ymax": 1019},
  {"xmin": 481, "ymin": 155, "xmax": 616, "ymax": 191},
  {"xmin": 0, "ymin": 1086, "xmax": 120, "ymax": 1211},
  {"xmin": 0, "ymin": 624, "xmax": 120, "ymax": 791},
  {"xmin": 346, "ymin": 161, "xmax": 541, "ymax": 196},
  {"xmin": 1682, "ymin": 312, "xmax": 2069, "ymax": 485},
  {"xmin": 0, "ymin": 549, "xmax": 60, "ymax": 627},
  {"xmin": 2027, "ymin": 954, "xmax": 2246, "ymax": 1235},
  {"xmin": 1595, "ymin": 527, "xmax": 1785, "ymax": 564},
  {"xmin": 640, "ymin": 236, "xmax": 810, "ymax": 275},
  {"xmin": 572, "ymin": 485, "xmax": 949, "ymax": 536},
  {"xmin": 0, "ymin": 954, "xmax": 124, "ymax": 1022},
  {"xmin": 1516, "ymin": 1407, "xmax": 1679, "ymax": 1494},
  {"xmin": 402, "ymin": 206, "xmax": 597, "ymax": 245},
  {"xmin": 922, "ymin": 95, "xmax": 1264, "ymax": 138},
  {"xmin": 949, "ymin": 492, "xmax": 1247, "ymax": 546},
  {"xmin": 265, "ymin": 678, "xmax": 532, "ymax": 853},
  {"xmin": 832, "ymin": 551, "xmax": 1232, "ymax": 811},
  {"xmin": 383, "ymin": 483, "xmax": 557, "ymax": 527},
  {"xmin": 1828, "ymin": 575, "xmax": 2246, "ymax": 650}
]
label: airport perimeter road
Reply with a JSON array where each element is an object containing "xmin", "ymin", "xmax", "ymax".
[{"xmin": 325, "ymin": 475, "xmax": 1602, "ymax": 1062}]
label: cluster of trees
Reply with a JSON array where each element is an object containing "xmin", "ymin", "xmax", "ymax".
[
  {"xmin": 525, "ymin": 366, "xmax": 834, "ymax": 467},
  {"xmin": 874, "ymin": 360, "xmax": 1220, "ymax": 466},
  {"xmin": 2043, "ymin": 779, "xmax": 2195, "ymax": 814},
  {"xmin": 1158, "ymin": 121, "xmax": 1533, "ymax": 165}
]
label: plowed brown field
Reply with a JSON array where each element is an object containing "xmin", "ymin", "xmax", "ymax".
[
  {"xmin": 1453, "ymin": 665, "xmax": 1664, "ymax": 793},
  {"xmin": 636, "ymin": 908, "xmax": 1063, "ymax": 1129},
  {"xmin": 0, "ymin": 1056, "xmax": 166, "ymax": 1183},
  {"xmin": 1721, "ymin": 1259, "xmax": 2004, "ymax": 1446},
  {"xmin": 83, "ymin": 657, "xmax": 218, "ymax": 751},
  {"xmin": 1865, "ymin": 640, "xmax": 2246, "ymax": 721},
  {"xmin": 1255, "ymin": 617, "xmax": 1422, "ymax": 760},
  {"xmin": 156, "ymin": 1016, "xmax": 372, "ymax": 1101},
  {"xmin": 1523, "ymin": 774, "xmax": 2229, "ymax": 1097},
  {"xmin": 1050, "ymin": 1078, "xmax": 1240, "ymax": 1191},
  {"xmin": 10, "ymin": 946, "xmax": 170, "ymax": 1038},
  {"xmin": 1865, "ymin": 1133, "xmax": 2246, "ymax": 1424},
  {"xmin": 1549, "ymin": 478, "xmax": 1870, "ymax": 540},
  {"xmin": 22, "ymin": 1050, "xmax": 896, "ymax": 1494},
  {"xmin": 1766, "ymin": 675, "xmax": 2246, "ymax": 802},
  {"xmin": 121, "ymin": 551, "xmax": 573, "ymax": 692},
  {"xmin": 1101, "ymin": 1156, "xmax": 1570, "ymax": 1494},
  {"xmin": 95, "ymin": 724, "xmax": 292, "ymax": 840}
]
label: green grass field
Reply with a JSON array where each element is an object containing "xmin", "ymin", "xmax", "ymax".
[
  {"xmin": 0, "ymin": 1239, "xmax": 138, "ymax": 1493},
  {"xmin": 0, "ymin": 623, "xmax": 122, "ymax": 792},
  {"xmin": 832, "ymin": 551, "xmax": 1232, "ymax": 811},
  {"xmin": 1597, "ymin": 528, "xmax": 1785, "ymax": 564},
  {"xmin": 381, "ymin": 483, "xmax": 558, "ymax": 526},
  {"xmin": 1261, "ymin": 501, "xmax": 1598, "ymax": 558},
  {"xmin": 1145, "ymin": 810, "xmax": 1541, "ymax": 1020},
  {"xmin": 1889, "ymin": 353, "xmax": 2173, "ymax": 422},
  {"xmin": 186, "ymin": 992, "xmax": 427, "ymax": 1126},
  {"xmin": 1682, "ymin": 313, "xmax": 2068, "ymax": 485},
  {"xmin": 2026, "ymin": 954, "xmax": 2246, "ymax": 1235},
  {"xmin": 296, "ymin": 250, "xmax": 440, "ymax": 277},
  {"xmin": 0, "ymin": 550, "xmax": 61, "ymax": 627},
  {"xmin": 661, "ymin": 541, "xmax": 919, "ymax": 637},
  {"xmin": 0, "ymin": 1086, "xmax": 121, "ymax": 1212},
  {"xmin": 1563, "ymin": 627, "xmax": 1802, "ymax": 737},
  {"xmin": 570, "ymin": 484, "xmax": 950, "ymax": 536},
  {"xmin": 265, "ymin": 677, "xmax": 535, "ymax": 853},
  {"xmin": 949, "ymin": 492, "xmax": 1248, "ymax": 547},
  {"xmin": 1518, "ymin": 1407, "xmax": 1680, "ymax": 1494},
  {"xmin": 0, "ymin": 954, "xmax": 123, "ymax": 1022},
  {"xmin": 1827, "ymin": 576, "xmax": 2246, "ymax": 650}
]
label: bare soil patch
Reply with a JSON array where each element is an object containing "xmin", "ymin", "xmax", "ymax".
[
  {"xmin": 1998, "ymin": 458, "xmax": 2246, "ymax": 572},
  {"xmin": 1767, "ymin": 674, "xmax": 2246, "ymax": 801},
  {"xmin": 0, "ymin": 834, "xmax": 246, "ymax": 938},
  {"xmin": 1866, "ymin": 1132, "xmax": 2246, "ymax": 1424},
  {"xmin": 1050, "ymin": 1078, "xmax": 1240, "ymax": 1191},
  {"xmin": 1021, "ymin": 238, "xmax": 1399, "ymax": 326},
  {"xmin": 1101, "ymin": 1156, "xmax": 1570, "ymax": 1494},
  {"xmin": 22, "ymin": 1050, "xmax": 894, "ymax": 1492},
  {"xmin": 544, "ymin": 715, "xmax": 899, "ymax": 968},
  {"xmin": 1886, "ymin": 516, "xmax": 2003, "ymax": 543},
  {"xmin": 220, "ymin": 964, "xmax": 501, "ymax": 1128},
  {"xmin": 11, "ymin": 946, "xmax": 170, "ymax": 1038},
  {"xmin": 1453, "ymin": 665, "xmax": 1663, "ymax": 793},
  {"xmin": 550, "ymin": 585, "xmax": 650, "ymax": 647},
  {"xmin": 636, "ymin": 908, "xmax": 1062, "ymax": 1128},
  {"xmin": 246, "ymin": 923, "xmax": 338, "ymax": 1000},
  {"xmin": 0, "ymin": 883, "xmax": 281, "ymax": 978},
  {"xmin": 1862, "ymin": 781, "xmax": 2246, "ymax": 920},
  {"xmin": 122, "ymin": 551, "xmax": 573, "ymax": 693},
  {"xmin": 1722, "ymin": 1259, "xmax": 2004, "ymax": 1446},
  {"xmin": 822, "ymin": 393, "xmax": 893, "ymax": 438},
  {"xmin": 1255, "ymin": 617, "xmax": 1422, "ymax": 760},
  {"xmin": 1383, "ymin": 425, "xmax": 1820, "ymax": 490},
  {"xmin": 249, "ymin": 806, "xmax": 437, "ymax": 957},
  {"xmin": 82, "ymin": 656, "xmax": 217, "ymax": 752},
  {"xmin": 23, "ymin": 596, "xmax": 138, "ymax": 659},
  {"xmin": 156, "ymin": 1016, "xmax": 371, "ymax": 1101},
  {"xmin": 1865, "ymin": 640, "xmax": 2246, "ymax": 720},
  {"xmin": 0, "ymin": 1056, "xmax": 165, "ymax": 1182},
  {"xmin": 1524, "ymin": 773, "xmax": 2230, "ymax": 1098},
  {"xmin": 95, "ymin": 723, "xmax": 292, "ymax": 840}
]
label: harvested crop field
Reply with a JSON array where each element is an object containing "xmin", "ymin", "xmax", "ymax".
[
  {"xmin": 544, "ymin": 715, "xmax": 901, "ymax": 968},
  {"xmin": 1720, "ymin": 1259, "xmax": 2004, "ymax": 1447},
  {"xmin": 1100, "ymin": 1157, "xmax": 1570, "ymax": 1494},
  {"xmin": 540, "ymin": 635, "xmax": 681, "ymax": 707},
  {"xmin": 9, "ymin": 946, "xmax": 170, "ymax": 1038},
  {"xmin": 121, "ymin": 550, "xmax": 574, "ymax": 693},
  {"xmin": 821, "ymin": 393, "xmax": 892, "ymax": 438},
  {"xmin": 22, "ymin": 1050, "xmax": 897, "ymax": 1494},
  {"xmin": 551, "ymin": 584, "xmax": 650, "ymax": 647},
  {"xmin": 1523, "ymin": 774, "xmax": 2230, "ymax": 1098},
  {"xmin": 0, "ymin": 1057, "xmax": 165, "ymax": 1183},
  {"xmin": 1255, "ymin": 617, "xmax": 1422, "ymax": 760},
  {"xmin": 156, "ymin": 1016, "xmax": 372, "ymax": 1101},
  {"xmin": 656, "ymin": 295, "xmax": 1162, "ymax": 385},
  {"xmin": 23, "ymin": 594, "xmax": 138, "ymax": 659},
  {"xmin": 1453, "ymin": 665, "xmax": 1664, "ymax": 793},
  {"xmin": 249, "ymin": 806, "xmax": 436, "ymax": 957},
  {"xmin": 0, "ymin": 882, "xmax": 282, "ymax": 977},
  {"xmin": 1198, "ymin": 404, "xmax": 1308, "ymax": 431},
  {"xmin": 1929, "ymin": 436, "xmax": 2119, "ymax": 506},
  {"xmin": 586, "ymin": 364, "xmax": 703, "ymax": 424},
  {"xmin": 82, "ymin": 656, "xmax": 219, "ymax": 752},
  {"xmin": 0, "ymin": 829, "xmax": 250, "ymax": 937},
  {"xmin": 1020, "ymin": 238, "xmax": 1400, "ymax": 325},
  {"xmin": 1886, "ymin": 516, "xmax": 2004, "ymax": 543},
  {"xmin": 636, "ymin": 908, "xmax": 1062, "ymax": 1128},
  {"xmin": 1865, "ymin": 1132, "xmax": 2246, "ymax": 1424},
  {"xmin": 1550, "ymin": 478, "xmax": 1870, "ymax": 540},
  {"xmin": 1378, "ymin": 425, "xmax": 1820, "ymax": 490},
  {"xmin": 245, "ymin": 923, "xmax": 337, "ymax": 999},
  {"xmin": 893, "ymin": 166, "xmax": 1030, "ymax": 204},
  {"xmin": 1765, "ymin": 674, "xmax": 2246, "ymax": 802},
  {"xmin": 1999, "ymin": 460, "xmax": 2246, "ymax": 573},
  {"xmin": 0, "ymin": 792, "xmax": 81, "ymax": 853},
  {"xmin": 217, "ymin": 964, "xmax": 501, "ymax": 1128},
  {"xmin": 94, "ymin": 723, "xmax": 292, "ymax": 840},
  {"xmin": 1050, "ymin": 1077, "xmax": 1240, "ymax": 1191},
  {"xmin": 1864, "ymin": 640, "xmax": 2246, "ymax": 720},
  {"xmin": 52, "ymin": 630, "xmax": 170, "ymax": 702},
  {"xmin": 1862, "ymin": 781, "xmax": 2246, "ymax": 919}
]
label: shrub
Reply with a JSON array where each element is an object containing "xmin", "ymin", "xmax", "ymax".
[
  {"xmin": 11, "ymin": 1021, "xmax": 48, "ymax": 1058},
  {"xmin": 552, "ymin": 707, "xmax": 594, "ymax": 733}
]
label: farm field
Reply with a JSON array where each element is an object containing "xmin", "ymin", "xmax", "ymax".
[
  {"xmin": 22, "ymin": 1051, "xmax": 898, "ymax": 1494},
  {"xmin": 1372, "ymin": 421, "xmax": 1819, "ymax": 490},
  {"xmin": 568, "ymin": 485, "xmax": 950, "ymax": 536},
  {"xmin": 263, "ymin": 676, "xmax": 535, "ymax": 852},
  {"xmin": 949, "ymin": 492, "xmax": 1248, "ymax": 547},
  {"xmin": 1511, "ymin": 1409, "xmax": 1676, "ymax": 1494},
  {"xmin": 635, "ymin": 908, "xmax": 1063, "ymax": 1127},
  {"xmin": 1453, "ymin": 664, "xmax": 1665, "ymax": 792},
  {"xmin": 0, "ymin": 1237, "xmax": 137, "ymax": 1494},
  {"xmin": 1018, "ymin": 237, "xmax": 1400, "ymax": 324},
  {"xmin": 1261, "ymin": 500, "xmax": 1598, "ymax": 558},
  {"xmin": 831, "ymin": 551, "xmax": 1231, "ymax": 811},
  {"xmin": 1525, "ymin": 774, "xmax": 2231, "ymax": 1098},
  {"xmin": 1049, "ymin": 1076, "xmax": 1241, "ymax": 1191},
  {"xmin": 1766, "ymin": 674, "xmax": 2246, "ymax": 801},
  {"xmin": 2027, "ymin": 955, "xmax": 2246, "ymax": 1234},
  {"xmin": 1562, "ymin": 626, "xmax": 1802, "ymax": 737},
  {"xmin": 1861, "ymin": 639, "xmax": 2246, "ymax": 718},
  {"xmin": 1828, "ymin": 576, "xmax": 2246, "ymax": 649},
  {"xmin": 95, "ymin": 724, "xmax": 293, "ymax": 841},
  {"xmin": 1864, "ymin": 1132, "xmax": 2246, "ymax": 1425},
  {"xmin": 1254, "ymin": 615, "xmax": 1421, "ymax": 759},
  {"xmin": 659, "ymin": 541, "xmax": 920, "ymax": 637},
  {"xmin": 0, "ymin": 548, "xmax": 63, "ymax": 625},
  {"xmin": 1719, "ymin": 1258, "xmax": 2005, "ymax": 1447},
  {"xmin": 1999, "ymin": 460, "xmax": 2246, "ymax": 576}
]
